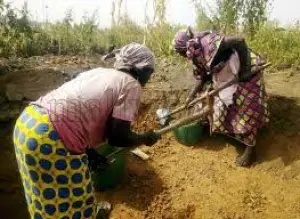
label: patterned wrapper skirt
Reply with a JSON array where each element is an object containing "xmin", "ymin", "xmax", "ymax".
[
  {"xmin": 13, "ymin": 105, "xmax": 97, "ymax": 219},
  {"xmin": 212, "ymin": 74, "xmax": 269, "ymax": 146}
]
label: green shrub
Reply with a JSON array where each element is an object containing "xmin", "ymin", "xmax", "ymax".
[
  {"xmin": 1, "ymin": 1, "xmax": 300, "ymax": 69},
  {"xmin": 249, "ymin": 23, "xmax": 300, "ymax": 66}
]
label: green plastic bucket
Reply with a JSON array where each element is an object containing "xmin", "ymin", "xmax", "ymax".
[
  {"xmin": 173, "ymin": 122, "xmax": 204, "ymax": 146},
  {"xmin": 91, "ymin": 144, "xmax": 127, "ymax": 191}
]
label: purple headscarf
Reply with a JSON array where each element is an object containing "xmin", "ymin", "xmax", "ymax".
[
  {"xmin": 172, "ymin": 30, "xmax": 191, "ymax": 55},
  {"xmin": 173, "ymin": 28, "xmax": 213, "ymax": 55}
]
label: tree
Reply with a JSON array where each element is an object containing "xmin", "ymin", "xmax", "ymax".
[
  {"xmin": 216, "ymin": 0, "xmax": 243, "ymax": 33},
  {"xmin": 153, "ymin": 0, "xmax": 166, "ymax": 25},
  {"xmin": 242, "ymin": 0, "xmax": 270, "ymax": 38},
  {"xmin": 63, "ymin": 8, "xmax": 73, "ymax": 27},
  {"xmin": 196, "ymin": 7, "xmax": 218, "ymax": 30},
  {"xmin": 194, "ymin": 0, "xmax": 272, "ymax": 36}
]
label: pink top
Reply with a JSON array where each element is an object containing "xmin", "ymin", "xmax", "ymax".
[{"xmin": 34, "ymin": 67, "xmax": 142, "ymax": 154}]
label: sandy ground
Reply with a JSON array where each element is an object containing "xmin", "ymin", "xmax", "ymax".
[
  {"xmin": 97, "ymin": 70, "xmax": 300, "ymax": 219},
  {"xmin": 1, "ymin": 56, "xmax": 300, "ymax": 219}
]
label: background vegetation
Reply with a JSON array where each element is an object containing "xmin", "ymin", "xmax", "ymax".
[{"xmin": 0, "ymin": 0, "xmax": 299, "ymax": 67}]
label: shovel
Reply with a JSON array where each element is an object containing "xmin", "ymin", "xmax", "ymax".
[
  {"xmin": 156, "ymin": 63, "xmax": 271, "ymax": 126},
  {"xmin": 106, "ymin": 105, "xmax": 211, "ymax": 163},
  {"xmin": 107, "ymin": 63, "xmax": 271, "ymax": 163}
]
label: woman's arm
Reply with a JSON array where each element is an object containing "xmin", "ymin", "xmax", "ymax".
[
  {"xmin": 186, "ymin": 65, "xmax": 212, "ymax": 104},
  {"xmin": 106, "ymin": 118, "xmax": 160, "ymax": 148},
  {"xmin": 86, "ymin": 118, "xmax": 159, "ymax": 172},
  {"xmin": 186, "ymin": 80, "xmax": 204, "ymax": 103}
]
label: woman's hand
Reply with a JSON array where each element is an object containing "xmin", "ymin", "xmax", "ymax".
[
  {"xmin": 185, "ymin": 95, "xmax": 194, "ymax": 108},
  {"xmin": 107, "ymin": 118, "xmax": 161, "ymax": 147},
  {"xmin": 140, "ymin": 130, "xmax": 161, "ymax": 146}
]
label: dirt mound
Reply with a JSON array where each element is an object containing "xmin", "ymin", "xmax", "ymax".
[
  {"xmin": 101, "ymin": 69, "xmax": 300, "ymax": 219},
  {"xmin": 1, "ymin": 57, "xmax": 300, "ymax": 219}
]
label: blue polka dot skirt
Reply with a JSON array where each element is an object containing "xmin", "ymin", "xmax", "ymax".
[{"xmin": 13, "ymin": 105, "xmax": 97, "ymax": 219}]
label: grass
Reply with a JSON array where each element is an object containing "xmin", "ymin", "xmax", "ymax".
[
  {"xmin": 0, "ymin": 3, "xmax": 300, "ymax": 69},
  {"xmin": 249, "ymin": 24, "xmax": 300, "ymax": 67}
]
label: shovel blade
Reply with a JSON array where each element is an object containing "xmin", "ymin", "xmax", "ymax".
[{"xmin": 156, "ymin": 108, "xmax": 171, "ymax": 126}]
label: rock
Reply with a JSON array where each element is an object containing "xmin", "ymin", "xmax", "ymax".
[{"xmin": 5, "ymin": 84, "xmax": 24, "ymax": 101}]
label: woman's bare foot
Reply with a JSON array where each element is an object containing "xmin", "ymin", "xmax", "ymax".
[{"xmin": 236, "ymin": 146, "xmax": 256, "ymax": 167}]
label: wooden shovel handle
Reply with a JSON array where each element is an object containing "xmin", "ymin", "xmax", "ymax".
[
  {"xmin": 107, "ymin": 63, "xmax": 271, "ymax": 160},
  {"xmin": 176, "ymin": 62, "xmax": 272, "ymax": 111},
  {"xmin": 106, "ymin": 106, "xmax": 210, "ymax": 160},
  {"xmin": 160, "ymin": 63, "xmax": 271, "ymax": 120},
  {"xmin": 155, "ymin": 106, "xmax": 210, "ymax": 135}
]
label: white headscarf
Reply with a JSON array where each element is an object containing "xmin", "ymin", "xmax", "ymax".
[{"xmin": 114, "ymin": 43, "xmax": 155, "ymax": 71}]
